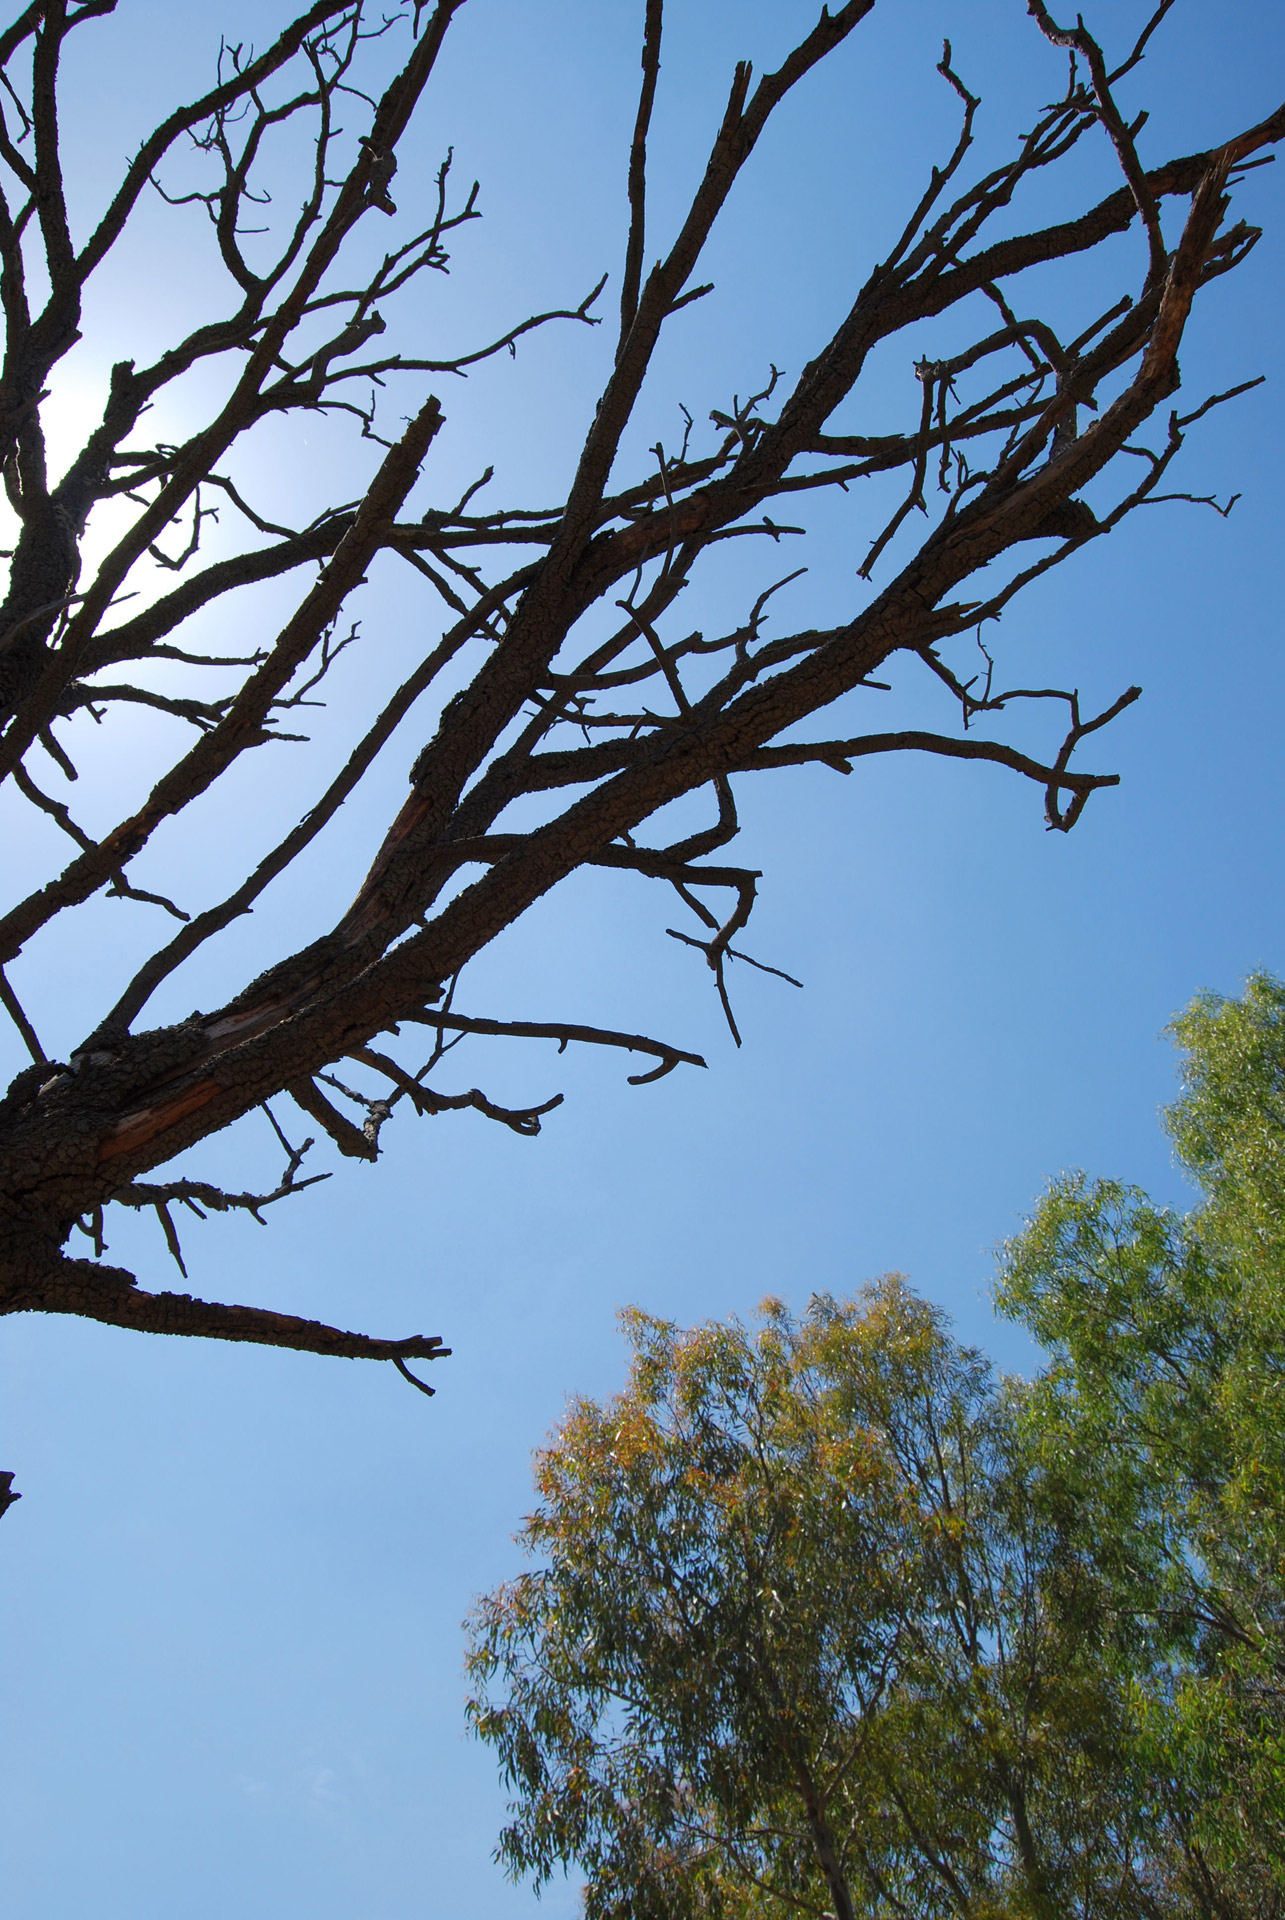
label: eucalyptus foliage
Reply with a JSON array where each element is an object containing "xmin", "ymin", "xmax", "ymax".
[
  {"xmin": 467, "ymin": 977, "xmax": 1285, "ymax": 1919},
  {"xmin": 469, "ymin": 1284, "xmax": 1148, "ymax": 1919},
  {"xmin": 998, "ymin": 970, "xmax": 1285, "ymax": 1914}
]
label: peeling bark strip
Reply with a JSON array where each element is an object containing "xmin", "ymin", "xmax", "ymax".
[
  {"xmin": 96, "ymin": 1081, "xmax": 221, "ymax": 1161},
  {"xmin": 0, "ymin": 1, "xmax": 1278, "ymax": 1372}
]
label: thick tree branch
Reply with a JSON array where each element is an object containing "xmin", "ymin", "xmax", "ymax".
[
  {"xmin": 0, "ymin": 1, "xmax": 1275, "ymax": 1368},
  {"xmin": 19, "ymin": 1252, "xmax": 449, "ymax": 1364}
]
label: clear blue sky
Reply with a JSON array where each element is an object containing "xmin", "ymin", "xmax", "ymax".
[{"xmin": 2, "ymin": 3, "xmax": 1283, "ymax": 1915}]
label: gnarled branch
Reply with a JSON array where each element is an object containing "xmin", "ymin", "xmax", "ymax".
[{"xmin": 0, "ymin": 0, "xmax": 1274, "ymax": 1371}]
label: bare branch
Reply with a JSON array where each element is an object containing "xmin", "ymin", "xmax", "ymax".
[
  {"xmin": 402, "ymin": 1011, "xmax": 706, "ymax": 1087},
  {"xmin": 620, "ymin": 0, "xmax": 664, "ymax": 350},
  {"xmin": 0, "ymin": 0, "xmax": 1273, "ymax": 1369},
  {"xmin": 0, "ymin": 963, "xmax": 44, "ymax": 1062},
  {"xmin": 289, "ymin": 1074, "xmax": 380, "ymax": 1161},
  {"xmin": 16, "ymin": 1251, "xmax": 451, "ymax": 1366}
]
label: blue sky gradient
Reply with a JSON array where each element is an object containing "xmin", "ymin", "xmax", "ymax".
[{"xmin": 2, "ymin": 3, "xmax": 1284, "ymax": 1914}]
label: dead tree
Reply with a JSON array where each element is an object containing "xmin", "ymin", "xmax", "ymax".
[{"xmin": 0, "ymin": 0, "xmax": 1278, "ymax": 1401}]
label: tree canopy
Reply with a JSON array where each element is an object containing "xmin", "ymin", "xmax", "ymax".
[
  {"xmin": 467, "ymin": 974, "xmax": 1285, "ymax": 1919},
  {"xmin": 997, "ymin": 970, "xmax": 1285, "ymax": 1913},
  {"xmin": 0, "ymin": 1, "xmax": 1279, "ymax": 1378}
]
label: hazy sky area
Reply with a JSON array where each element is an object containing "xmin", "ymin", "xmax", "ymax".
[{"xmin": 2, "ymin": 2, "xmax": 1283, "ymax": 1915}]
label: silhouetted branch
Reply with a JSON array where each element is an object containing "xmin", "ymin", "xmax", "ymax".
[
  {"xmin": 0, "ymin": 0, "xmax": 1274, "ymax": 1366},
  {"xmin": 403, "ymin": 1010, "xmax": 707, "ymax": 1087}
]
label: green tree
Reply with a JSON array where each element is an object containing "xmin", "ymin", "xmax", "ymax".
[
  {"xmin": 466, "ymin": 1282, "xmax": 1162, "ymax": 1920},
  {"xmin": 468, "ymin": 976, "xmax": 1285, "ymax": 1919},
  {"xmin": 997, "ymin": 971, "xmax": 1285, "ymax": 1912}
]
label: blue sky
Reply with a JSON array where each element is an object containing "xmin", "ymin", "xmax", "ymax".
[{"xmin": 2, "ymin": 2, "xmax": 1284, "ymax": 1915}]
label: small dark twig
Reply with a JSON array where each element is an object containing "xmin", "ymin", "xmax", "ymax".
[
  {"xmin": 402, "ymin": 1010, "xmax": 705, "ymax": 1086},
  {"xmin": 153, "ymin": 1200, "xmax": 188, "ymax": 1277},
  {"xmin": 108, "ymin": 1114, "xmax": 329, "ymax": 1246},
  {"xmin": 394, "ymin": 1354, "xmax": 440, "ymax": 1396},
  {"xmin": 0, "ymin": 966, "xmax": 46, "ymax": 1063},
  {"xmin": 860, "ymin": 366, "xmax": 937, "ymax": 577},
  {"xmin": 289, "ymin": 1075, "xmax": 381, "ymax": 1160},
  {"xmin": 1027, "ymin": 3, "xmax": 1169, "ymax": 283},
  {"xmin": 344, "ymin": 1044, "xmax": 564, "ymax": 1136},
  {"xmin": 667, "ymin": 924, "xmax": 802, "ymax": 1047},
  {"xmin": 620, "ymin": 0, "xmax": 663, "ymax": 350}
]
